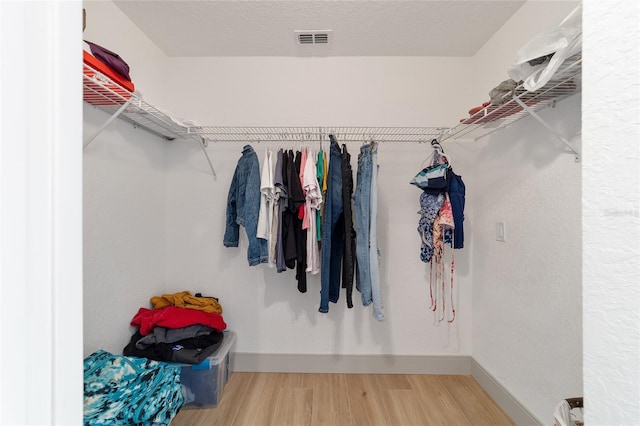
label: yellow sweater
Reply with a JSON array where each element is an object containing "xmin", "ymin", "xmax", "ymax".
[{"xmin": 151, "ymin": 290, "xmax": 223, "ymax": 314}]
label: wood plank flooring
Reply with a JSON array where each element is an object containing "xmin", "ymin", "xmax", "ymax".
[{"xmin": 171, "ymin": 372, "xmax": 514, "ymax": 426}]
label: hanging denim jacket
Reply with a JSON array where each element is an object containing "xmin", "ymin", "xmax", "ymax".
[{"xmin": 224, "ymin": 145, "xmax": 268, "ymax": 266}]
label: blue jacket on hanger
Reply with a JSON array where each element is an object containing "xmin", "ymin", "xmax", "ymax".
[{"xmin": 224, "ymin": 145, "xmax": 268, "ymax": 266}]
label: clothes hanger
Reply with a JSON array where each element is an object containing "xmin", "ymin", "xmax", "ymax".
[
  {"xmin": 429, "ymin": 138, "xmax": 453, "ymax": 165},
  {"xmin": 430, "ymin": 138, "xmax": 445, "ymax": 153}
]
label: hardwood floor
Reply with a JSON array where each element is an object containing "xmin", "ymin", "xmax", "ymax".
[{"xmin": 171, "ymin": 372, "xmax": 514, "ymax": 426}]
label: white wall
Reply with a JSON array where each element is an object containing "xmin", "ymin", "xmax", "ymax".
[
  {"xmin": 162, "ymin": 56, "xmax": 468, "ymax": 127},
  {"xmin": 583, "ymin": 1, "xmax": 640, "ymax": 424},
  {"xmin": 162, "ymin": 57, "xmax": 475, "ymax": 355},
  {"xmin": 466, "ymin": 2, "xmax": 583, "ymax": 424},
  {"xmin": 468, "ymin": 96, "xmax": 582, "ymax": 423},
  {"xmin": 82, "ymin": 0, "xmax": 172, "ymax": 355},
  {"xmin": 83, "ymin": 0, "xmax": 170, "ymax": 106},
  {"xmin": 83, "ymin": 106, "xmax": 172, "ymax": 355},
  {"xmin": 1, "ymin": 1, "xmax": 83, "ymax": 424}
]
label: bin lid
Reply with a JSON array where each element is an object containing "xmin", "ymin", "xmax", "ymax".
[{"xmin": 189, "ymin": 331, "xmax": 236, "ymax": 370}]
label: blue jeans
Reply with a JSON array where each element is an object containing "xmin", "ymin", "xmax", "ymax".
[
  {"xmin": 319, "ymin": 137, "xmax": 344, "ymax": 313},
  {"xmin": 341, "ymin": 145, "xmax": 356, "ymax": 309},
  {"xmin": 369, "ymin": 143, "xmax": 384, "ymax": 321},
  {"xmin": 354, "ymin": 144, "xmax": 372, "ymax": 306}
]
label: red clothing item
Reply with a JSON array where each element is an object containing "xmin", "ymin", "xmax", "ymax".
[
  {"xmin": 469, "ymin": 102, "xmax": 490, "ymax": 116},
  {"xmin": 459, "ymin": 99, "xmax": 541, "ymax": 124},
  {"xmin": 131, "ymin": 306, "xmax": 227, "ymax": 336}
]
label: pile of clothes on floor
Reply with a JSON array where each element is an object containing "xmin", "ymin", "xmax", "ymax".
[
  {"xmin": 83, "ymin": 290, "xmax": 228, "ymax": 425},
  {"xmin": 123, "ymin": 290, "xmax": 227, "ymax": 364}
]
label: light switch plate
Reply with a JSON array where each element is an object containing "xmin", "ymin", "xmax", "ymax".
[{"xmin": 496, "ymin": 221, "xmax": 506, "ymax": 242}]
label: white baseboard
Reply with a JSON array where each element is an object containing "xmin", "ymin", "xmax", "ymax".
[
  {"xmin": 232, "ymin": 352, "xmax": 471, "ymax": 374},
  {"xmin": 470, "ymin": 358, "xmax": 542, "ymax": 426}
]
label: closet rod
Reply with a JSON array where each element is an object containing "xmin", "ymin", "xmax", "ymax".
[{"xmin": 189, "ymin": 127, "xmax": 450, "ymax": 143}]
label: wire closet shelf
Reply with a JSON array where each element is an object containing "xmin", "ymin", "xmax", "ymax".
[
  {"xmin": 442, "ymin": 54, "xmax": 582, "ymax": 142},
  {"xmin": 83, "ymin": 53, "xmax": 582, "ymax": 157},
  {"xmin": 83, "ymin": 64, "xmax": 197, "ymax": 142},
  {"xmin": 83, "ymin": 62, "xmax": 447, "ymax": 144},
  {"xmin": 188, "ymin": 127, "xmax": 448, "ymax": 144}
]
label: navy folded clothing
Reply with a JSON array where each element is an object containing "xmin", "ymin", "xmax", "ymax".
[{"xmin": 123, "ymin": 329, "xmax": 224, "ymax": 364}]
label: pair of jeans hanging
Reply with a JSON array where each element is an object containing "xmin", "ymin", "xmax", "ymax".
[
  {"xmin": 341, "ymin": 144, "xmax": 356, "ymax": 309},
  {"xmin": 353, "ymin": 141, "xmax": 384, "ymax": 320},
  {"xmin": 354, "ymin": 143, "xmax": 373, "ymax": 306},
  {"xmin": 369, "ymin": 142, "xmax": 384, "ymax": 321},
  {"xmin": 319, "ymin": 136, "xmax": 344, "ymax": 313}
]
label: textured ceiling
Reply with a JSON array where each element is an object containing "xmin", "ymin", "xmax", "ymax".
[{"xmin": 113, "ymin": 1, "xmax": 525, "ymax": 57}]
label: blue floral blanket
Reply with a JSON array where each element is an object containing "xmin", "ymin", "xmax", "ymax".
[{"xmin": 84, "ymin": 350, "xmax": 184, "ymax": 425}]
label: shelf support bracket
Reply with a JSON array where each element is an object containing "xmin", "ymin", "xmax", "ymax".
[
  {"xmin": 83, "ymin": 98, "xmax": 132, "ymax": 150},
  {"xmin": 513, "ymin": 97, "xmax": 580, "ymax": 162},
  {"xmin": 194, "ymin": 137, "xmax": 217, "ymax": 180}
]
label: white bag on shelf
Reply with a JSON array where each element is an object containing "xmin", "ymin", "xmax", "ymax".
[
  {"xmin": 508, "ymin": 3, "xmax": 582, "ymax": 92},
  {"xmin": 553, "ymin": 399, "xmax": 584, "ymax": 426}
]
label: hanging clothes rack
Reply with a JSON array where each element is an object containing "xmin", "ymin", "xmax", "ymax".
[{"xmin": 188, "ymin": 126, "xmax": 448, "ymax": 143}]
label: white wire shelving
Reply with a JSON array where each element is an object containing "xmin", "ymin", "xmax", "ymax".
[
  {"xmin": 442, "ymin": 55, "xmax": 582, "ymax": 160},
  {"xmin": 189, "ymin": 126, "xmax": 448, "ymax": 144},
  {"xmin": 83, "ymin": 52, "xmax": 582, "ymax": 169},
  {"xmin": 83, "ymin": 63, "xmax": 445, "ymax": 146},
  {"xmin": 83, "ymin": 61, "xmax": 216, "ymax": 177},
  {"xmin": 83, "ymin": 66, "xmax": 195, "ymax": 143}
]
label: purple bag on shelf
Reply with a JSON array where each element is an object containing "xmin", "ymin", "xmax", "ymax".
[{"xmin": 84, "ymin": 40, "xmax": 131, "ymax": 81}]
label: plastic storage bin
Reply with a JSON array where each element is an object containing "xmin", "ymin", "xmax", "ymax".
[{"xmin": 180, "ymin": 331, "xmax": 236, "ymax": 409}]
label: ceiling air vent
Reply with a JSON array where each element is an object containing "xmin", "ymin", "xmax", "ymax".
[
  {"xmin": 298, "ymin": 33, "xmax": 314, "ymax": 44},
  {"xmin": 294, "ymin": 30, "xmax": 333, "ymax": 46},
  {"xmin": 314, "ymin": 33, "xmax": 329, "ymax": 44}
]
